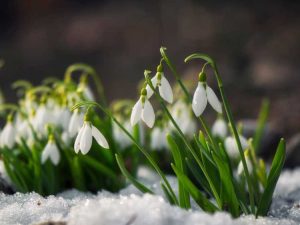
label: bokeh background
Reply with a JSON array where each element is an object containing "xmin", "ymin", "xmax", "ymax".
[{"xmin": 0, "ymin": 0, "xmax": 299, "ymax": 144}]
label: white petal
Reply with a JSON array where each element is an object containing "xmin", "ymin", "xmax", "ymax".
[
  {"xmin": 212, "ymin": 119, "xmax": 227, "ymax": 138},
  {"xmin": 141, "ymin": 100, "xmax": 155, "ymax": 128},
  {"xmin": 146, "ymin": 76, "xmax": 158, "ymax": 98},
  {"xmin": 192, "ymin": 82, "xmax": 207, "ymax": 117},
  {"xmin": 206, "ymin": 85, "xmax": 222, "ymax": 113},
  {"xmin": 69, "ymin": 111, "xmax": 84, "ymax": 137},
  {"xmin": 74, "ymin": 125, "xmax": 84, "ymax": 153},
  {"xmin": 80, "ymin": 123, "xmax": 93, "ymax": 154},
  {"xmin": 41, "ymin": 143, "xmax": 51, "ymax": 164},
  {"xmin": 239, "ymin": 135, "xmax": 249, "ymax": 150},
  {"xmin": 2, "ymin": 123, "xmax": 16, "ymax": 148},
  {"xmin": 130, "ymin": 99, "xmax": 142, "ymax": 126},
  {"xmin": 224, "ymin": 137, "xmax": 240, "ymax": 158},
  {"xmin": 49, "ymin": 144, "xmax": 60, "ymax": 165},
  {"xmin": 159, "ymin": 76, "xmax": 173, "ymax": 103},
  {"xmin": 92, "ymin": 126, "xmax": 109, "ymax": 149},
  {"xmin": 237, "ymin": 157, "xmax": 253, "ymax": 175},
  {"xmin": 84, "ymin": 86, "xmax": 95, "ymax": 101}
]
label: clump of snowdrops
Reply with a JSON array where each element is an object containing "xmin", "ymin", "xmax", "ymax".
[
  {"xmin": 0, "ymin": 47, "xmax": 285, "ymax": 218},
  {"xmin": 73, "ymin": 47, "xmax": 285, "ymax": 218},
  {"xmin": 0, "ymin": 64, "xmax": 142, "ymax": 195}
]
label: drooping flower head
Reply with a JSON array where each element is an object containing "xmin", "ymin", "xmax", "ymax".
[
  {"xmin": 192, "ymin": 72, "xmax": 222, "ymax": 117},
  {"xmin": 130, "ymin": 88, "xmax": 155, "ymax": 128},
  {"xmin": 146, "ymin": 63, "xmax": 173, "ymax": 104},
  {"xmin": 41, "ymin": 134, "xmax": 60, "ymax": 165},
  {"xmin": 224, "ymin": 134, "xmax": 249, "ymax": 159},
  {"xmin": 212, "ymin": 117, "xmax": 228, "ymax": 138},
  {"xmin": 68, "ymin": 109, "xmax": 84, "ymax": 137},
  {"xmin": 237, "ymin": 150, "xmax": 253, "ymax": 176},
  {"xmin": 74, "ymin": 110, "xmax": 109, "ymax": 155},
  {"xmin": 0, "ymin": 114, "xmax": 16, "ymax": 149}
]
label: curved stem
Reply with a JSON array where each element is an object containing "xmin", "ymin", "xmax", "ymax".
[
  {"xmin": 185, "ymin": 53, "xmax": 255, "ymax": 213},
  {"xmin": 145, "ymin": 74, "xmax": 222, "ymax": 209},
  {"xmin": 65, "ymin": 63, "xmax": 107, "ymax": 107},
  {"xmin": 160, "ymin": 47, "xmax": 218, "ymax": 150}
]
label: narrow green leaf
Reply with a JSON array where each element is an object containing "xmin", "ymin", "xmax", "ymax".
[
  {"xmin": 115, "ymin": 154, "xmax": 153, "ymax": 194},
  {"xmin": 167, "ymin": 134, "xmax": 190, "ymax": 208},
  {"xmin": 211, "ymin": 152, "xmax": 240, "ymax": 217},
  {"xmin": 256, "ymin": 139, "xmax": 286, "ymax": 216},
  {"xmin": 161, "ymin": 182, "xmax": 176, "ymax": 205},
  {"xmin": 253, "ymin": 99, "xmax": 269, "ymax": 151},
  {"xmin": 172, "ymin": 163, "xmax": 218, "ymax": 212},
  {"xmin": 72, "ymin": 157, "xmax": 86, "ymax": 191},
  {"xmin": 81, "ymin": 155, "xmax": 118, "ymax": 180}
]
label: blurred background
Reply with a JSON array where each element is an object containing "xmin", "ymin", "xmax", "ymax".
[{"xmin": 0, "ymin": 0, "xmax": 299, "ymax": 154}]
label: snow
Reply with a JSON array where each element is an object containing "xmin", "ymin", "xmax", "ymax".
[{"xmin": 1, "ymin": 168, "xmax": 300, "ymax": 225}]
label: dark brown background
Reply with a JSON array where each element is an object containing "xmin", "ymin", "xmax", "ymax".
[{"xmin": 0, "ymin": 0, "xmax": 299, "ymax": 138}]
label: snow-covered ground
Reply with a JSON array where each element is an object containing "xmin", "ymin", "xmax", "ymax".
[{"xmin": 1, "ymin": 168, "xmax": 300, "ymax": 225}]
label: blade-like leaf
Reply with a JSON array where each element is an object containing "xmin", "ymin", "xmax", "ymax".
[
  {"xmin": 253, "ymin": 99, "xmax": 269, "ymax": 151},
  {"xmin": 167, "ymin": 134, "xmax": 190, "ymax": 208},
  {"xmin": 172, "ymin": 163, "xmax": 218, "ymax": 212},
  {"xmin": 115, "ymin": 154, "xmax": 153, "ymax": 194},
  {"xmin": 212, "ymin": 152, "xmax": 240, "ymax": 217},
  {"xmin": 256, "ymin": 139, "xmax": 286, "ymax": 216}
]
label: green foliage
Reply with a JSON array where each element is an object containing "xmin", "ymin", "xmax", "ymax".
[{"xmin": 0, "ymin": 49, "xmax": 286, "ymax": 220}]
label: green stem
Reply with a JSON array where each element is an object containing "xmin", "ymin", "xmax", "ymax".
[
  {"xmin": 65, "ymin": 63, "xmax": 107, "ymax": 107},
  {"xmin": 160, "ymin": 47, "xmax": 218, "ymax": 151},
  {"xmin": 145, "ymin": 74, "xmax": 222, "ymax": 209},
  {"xmin": 185, "ymin": 53, "xmax": 255, "ymax": 213}
]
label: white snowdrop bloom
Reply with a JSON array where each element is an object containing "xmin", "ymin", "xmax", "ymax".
[
  {"xmin": 212, "ymin": 118, "xmax": 228, "ymax": 138},
  {"xmin": 112, "ymin": 121, "xmax": 132, "ymax": 149},
  {"xmin": 68, "ymin": 109, "xmax": 84, "ymax": 137},
  {"xmin": 170, "ymin": 100, "xmax": 197, "ymax": 138},
  {"xmin": 146, "ymin": 65, "xmax": 173, "ymax": 103},
  {"xmin": 74, "ymin": 121, "xmax": 109, "ymax": 155},
  {"xmin": 0, "ymin": 121, "xmax": 16, "ymax": 149},
  {"xmin": 192, "ymin": 72, "xmax": 222, "ymax": 117},
  {"xmin": 16, "ymin": 119, "xmax": 32, "ymax": 142},
  {"xmin": 224, "ymin": 135, "xmax": 249, "ymax": 159},
  {"xmin": 237, "ymin": 155, "xmax": 253, "ymax": 176},
  {"xmin": 54, "ymin": 107, "xmax": 71, "ymax": 130},
  {"xmin": 131, "ymin": 94, "xmax": 155, "ymax": 128},
  {"xmin": 62, "ymin": 131, "xmax": 71, "ymax": 145},
  {"xmin": 34, "ymin": 105, "xmax": 52, "ymax": 134},
  {"xmin": 41, "ymin": 136, "xmax": 60, "ymax": 165},
  {"xmin": 78, "ymin": 81, "xmax": 95, "ymax": 101},
  {"xmin": 150, "ymin": 127, "xmax": 168, "ymax": 150},
  {"xmin": 23, "ymin": 96, "xmax": 37, "ymax": 113}
]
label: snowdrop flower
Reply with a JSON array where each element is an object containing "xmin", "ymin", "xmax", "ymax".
[
  {"xmin": 34, "ymin": 104, "xmax": 52, "ymax": 134},
  {"xmin": 146, "ymin": 64, "xmax": 173, "ymax": 103},
  {"xmin": 74, "ymin": 118, "xmax": 109, "ymax": 155},
  {"xmin": 131, "ymin": 89, "xmax": 155, "ymax": 128},
  {"xmin": 170, "ymin": 99, "xmax": 196, "ymax": 138},
  {"xmin": 212, "ymin": 118, "xmax": 227, "ymax": 138},
  {"xmin": 54, "ymin": 106, "xmax": 71, "ymax": 130},
  {"xmin": 68, "ymin": 109, "xmax": 84, "ymax": 137},
  {"xmin": 237, "ymin": 150, "xmax": 253, "ymax": 176},
  {"xmin": 0, "ymin": 117, "xmax": 16, "ymax": 149},
  {"xmin": 150, "ymin": 127, "xmax": 168, "ymax": 150},
  {"xmin": 41, "ymin": 135, "xmax": 60, "ymax": 165},
  {"xmin": 62, "ymin": 131, "xmax": 71, "ymax": 145},
  {"xmin": 224, "ymin": 135, "xmax": 249, "ymax": 159},
  {"xmin": 192, "ymin": 72, "xmax": 222, "ymax": 117}
]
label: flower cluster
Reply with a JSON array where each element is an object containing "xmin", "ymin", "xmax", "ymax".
[{"xmin": 0, "ymin": 49, "xmax": 285, "ymax": 219}]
